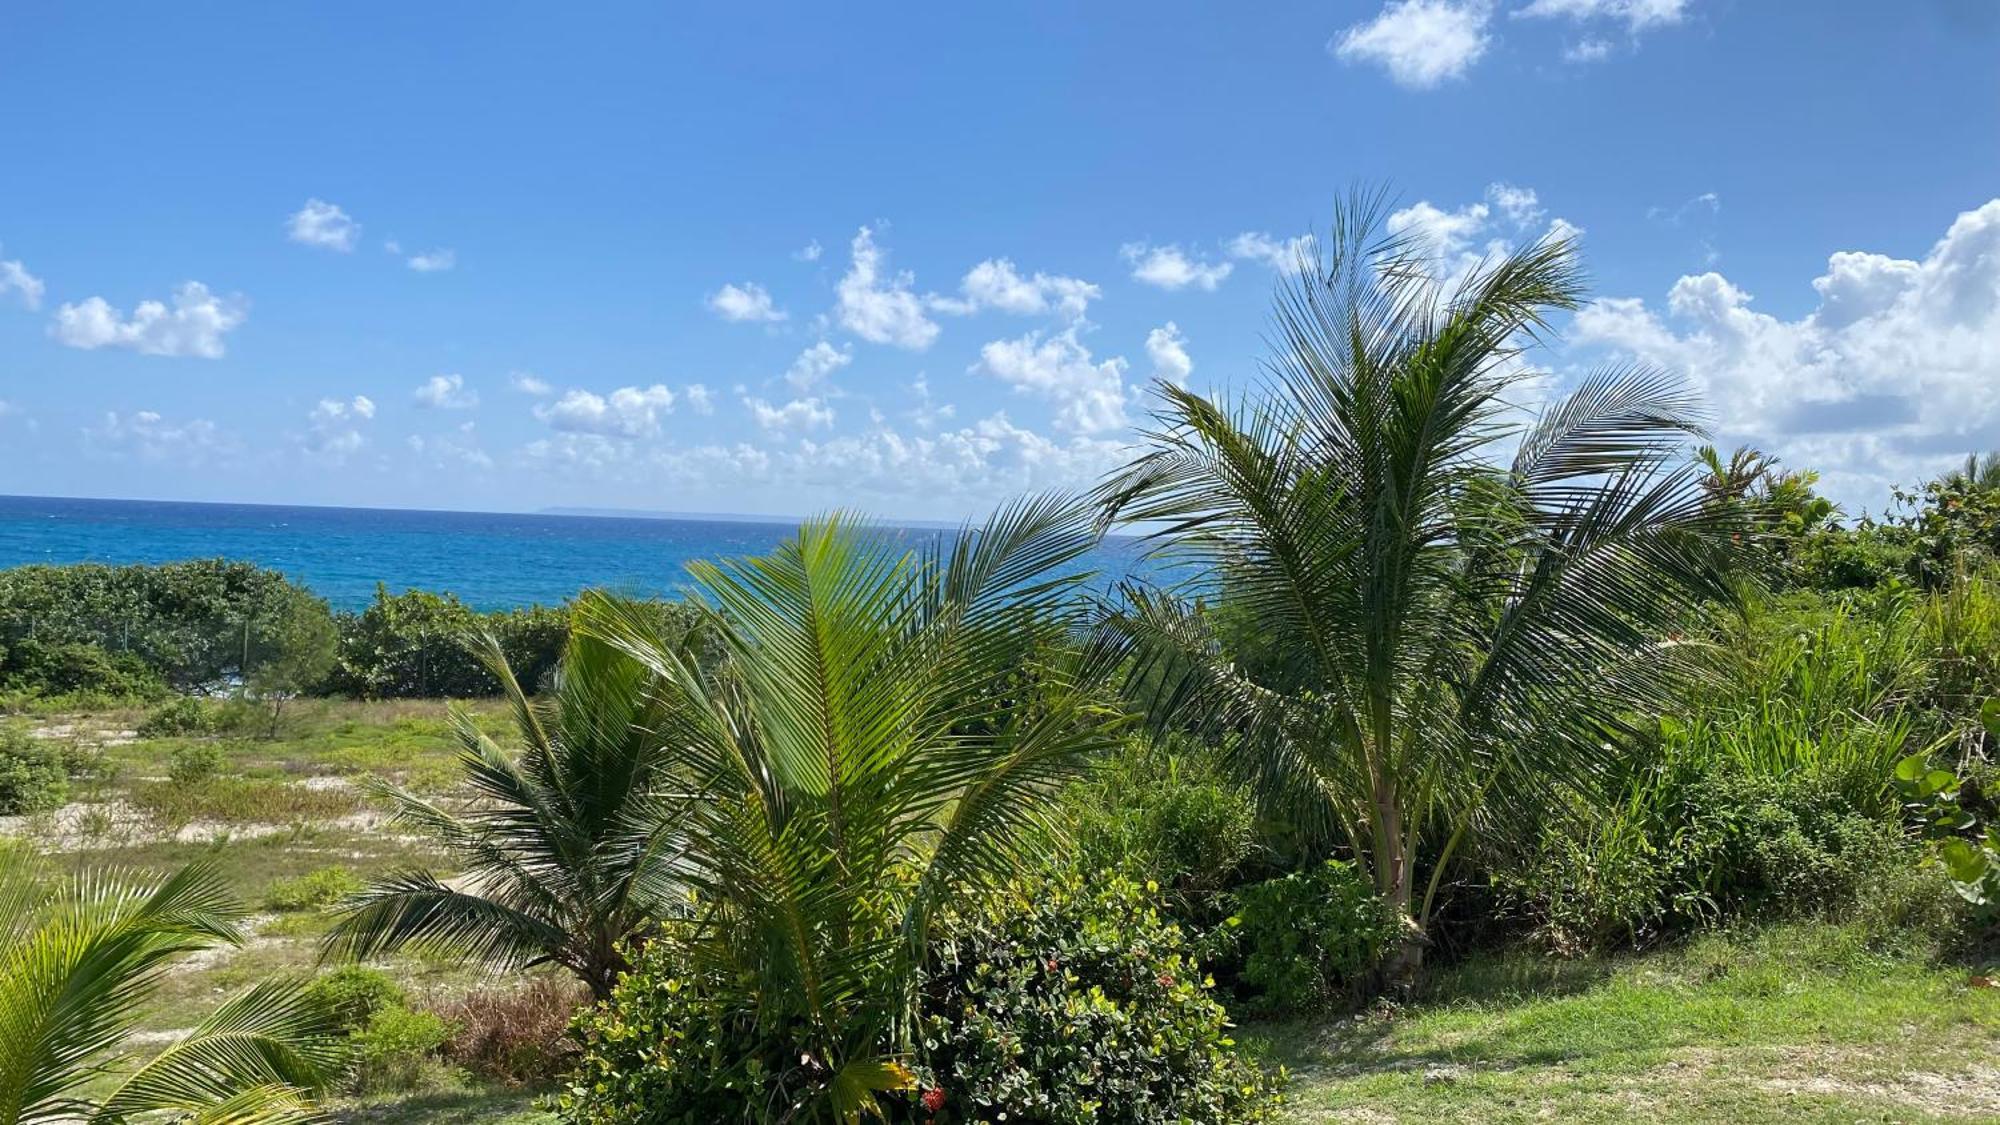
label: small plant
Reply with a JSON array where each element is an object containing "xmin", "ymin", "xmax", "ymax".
[
  {"xmin": 0, "ymin": 725, "xmax": 68, "ymax": 815},
  {"xmin": 306, "ymin": 964, "xmax": 409, "ymax": 1034},
  {"xmin": 266, "ymin": 865, "xmax": 363, "ymax": 912},
  {"xmin": 1228, "ymin": 860, "xmax": 1396, "ymax": 1013},
  {"xmin": 1894, "ymin": 735, "xmax": 2000, "ymax": 924},
  {"xmin": 350, "ymin": 1005, "xmax": 460, "ymax": 1094},
  {"xmin": 136, "ymin": 696, "xmax": 214, "ymax": 739},
  {"xmin": 166, "ymin": 741, "xmax": 225, "ymax": 787}
]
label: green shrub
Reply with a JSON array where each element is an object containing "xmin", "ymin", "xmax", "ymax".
[
  {"xmin": 1228, "ymin": 860, "xmax": 1395, "ymax": 1013},
  {"xmin": 306, "ymin": 965, "xmax": 408, "ymax": 1034},
  {"xmin": 350, "ymin": 1005, "xmax": 459, "ymax": 1094},
  {"xmin": 0, "ymin": 725, "xmax": 67, "ymax": 815},
  {"xmin": 0, "ymin": 639, "xmax": 164, "ymax": 700},
  {"xmin": 166, "ymin": 742, "xmax": 225, "ymax": 787},
  {"xmin": 563, "ymin": 878, "xmax": 1283, "ymax": 1125},
  {"xmin": 1066, "ymin": 740, "xmax": 1258, "ymax": 918},
  {"xmin": 137, "ymin": 696, "xmax": 214, "ymax": 739},
  {"xmin": 266, "ymin": 865, "xmax": 363, "ymax": 912}
]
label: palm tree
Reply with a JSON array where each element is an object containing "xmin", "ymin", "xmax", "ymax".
[
  {"xmin": 577, "ymin": 495, "xmax": 1127, "ymax": 1122},
  {"xmin": 1942, "ymin": 451, "xmax": 2000, "ymax": 494},
  {"xmin": 0, "ymin": 857, "xmax": 341, "ymax": 1125},
  {"xmin": 324, "ymin": 617, "xmax": 702, "ymax": 999},
  {"xmin": 1099, "ymin": 194, "xmax": 1743, "ymax": 975}
]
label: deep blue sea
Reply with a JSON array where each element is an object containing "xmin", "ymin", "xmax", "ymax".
[{"xmin": 0, "ymin": 495, "xmax": 1153, "ymax": 611}]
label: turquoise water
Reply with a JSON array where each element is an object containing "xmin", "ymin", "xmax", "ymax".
[{"xmin": 0, "ymin": 495, "xmax": 1152, "ymax": 611}]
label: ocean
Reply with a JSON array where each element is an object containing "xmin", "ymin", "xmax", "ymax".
[{"xmin": 0, "ymin": 495, "xmax": 1154, "ymax": 611}]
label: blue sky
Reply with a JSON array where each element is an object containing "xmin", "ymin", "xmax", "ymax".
[{"xmin": 2, "ymin": 1, "xmax": 1997, "ymax": 520}]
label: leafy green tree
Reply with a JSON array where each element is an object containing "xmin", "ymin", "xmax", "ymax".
[
  {"xmin": 572, "ymin": 497, "xmax": 1126, "ymax": 1121},
  {"xmin": 245, "ymin": 585, "xmax": 340, "ymax": 736},
  {"xmin": 0, "ymin": 856, "xmax": 342, "ymax": 1124},
  {"xmin": 323, "ymin": 617, "xmax": 697, "ymax": 999},
  {"xmin": 1100, "ymin": 196, "xmax": 1742, "ymax": 974}
]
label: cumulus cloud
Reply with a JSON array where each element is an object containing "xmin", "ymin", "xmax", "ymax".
[
  {"xmin": 1568, "ymin": 198, "xmax": 2000, "ymax": 506},
  {"xmin": 414, "ymin": 373, "xmax": 478, "ymax": 410},
  {"xmin": 972, "ymin": 327, "xmax": 1130, "ymax": 434},
  {"xmin": 785, "ymin": 341, "xmax": 854, "ymax": 391},
  {"xmin": 906, "ymin": 375, "xmax": 956, "ymax": 430},
  {"xmin": 1385, "ymin": 183, "xmax": 1579, "ymax": 290},
  {"xmin": 1121, "ymin": 243, "xmax": 1233, "ymax": 292},
  {"xmin": 1515, "ymin": 0, "xmax": 1690, "ymax": 34},
  {"xmin": 1145, "ymin": 323, "xmax": 1193, "ymax": 386},
  {"xmin": 535, "ymin": 384, "xmax": 678, "ymax": 438},
  {"xmin": 83, "ymin": 410, "xmax": 233, "ymax": 464},
  {"xmin": 0, "ymin": 248, "xmax": 45, "ymax": 310},
  {"xmin": 510, "ymin": 372, "xmax": 553, "ymax": 396},
  {"xmin": 304, "ymin": 395, "xmax": 376, "ymax": 463},
  {"xmin": 287, "ymin": 199, "xmax": 360, "ymax": 251},
  {"xmin": 933, "ymin": 259, "xmax": 1099, "ymax": 322},
  {"xmin": 684, "ymin": 384, "xmax": 714, "ymax": 414},
  {"xmin": 836, "ymin": 226, "xmax": 940, "ymax": 349},
  {"xmin": 1333, "ymin": 0, "xmax": 1493, "ymax": 89},
  {"xmin": 1227, "ymin": 231, "xmax": 1317, "ymax": 275},
  {"xmin": 406, "ymin": 248, "xmax": 456, "ymax": 272},
  {"xmin": 707, "ymin": 281, "xmax": 787, "ymax": 323},
  {"xmin": 745, "ymin": 395, "xmax": 835, "ymax": 432},
  {"xmin": 793, "ymin": 240, "xmax": 823, "ymax": 262},
  {"xmin": 50, "ymin": 282, "xmax": 248, "ymax": 359}
]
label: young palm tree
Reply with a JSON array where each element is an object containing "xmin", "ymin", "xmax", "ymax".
[
  {"xmin": 577, "ymin": 494, "xmax": 1128, "ymax": 1122},
  {"xmin": 1100, "ymin": 195, "xmax": 1743, "ymax": 974},
  {"xmin": 324, "ymin": 617, "xmax": 703, "ymax": 999},
  {"xmin": 0, "ymin": 857, "xmax": 341, "ymax": 1125},
  {"xmin": 1942, "ymin": 451, "xmax": 2000, "ymax": 494}
]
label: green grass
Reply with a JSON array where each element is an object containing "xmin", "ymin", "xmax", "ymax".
[{"xmin": 1263, "ymin": 923, "xmax": 2000, "ymax": 1123}]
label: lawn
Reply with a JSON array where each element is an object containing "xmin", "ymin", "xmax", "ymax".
[{"xmin": 7, "ymin": 698, "xmax": 1997, "ymax": 1123}]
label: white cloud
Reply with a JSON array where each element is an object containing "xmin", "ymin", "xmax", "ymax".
[
  {"xmin": 535, "ymin": 384, "xmax": 678, "ymax": 438},
  {"xmin": 1145, "ymin": 322, "xmax": 1193, "ymax": 385},
  {"xmin": 407, "ymin": 421, "xmax": 493, "ymax": 471},
  {"xmin": 0, "ymin": 248, "xmax": 45, "ymax": 310},
  {"xmin": 1564, "ymin": 37, "xmax": 1613, "ymax": 62},
  {"xmin": 707, "ymin": 281, "xmax": 787, "ymax": 323},
  {"xmin": 1333, "ymin": 0, "xmax": 1493, "ymax": 89},
  {"xmin": 407, "ymin": 248, "xmax": 456, "ymax": 272},
  {"xmin": 793, "ymin": 240, "xmax": 824, "ymax": 262},
  {"xmin": 906, "ymin": 375, "xmax": 956, "ymax": 430},
  {"xmin": 510, "ymin": 372, "xmax": 553, "ymax": 396},
  {"xmin": 933, "ymin": 259, "xmax": 1099, "ymax": 322},
  {"xmin": 684, "ymin": 383, "xmax": 714, "ymax": 414},
  {"xmin": 287, "ymin": 199, "xmax": 360, "ymax": 251},
  {"xmin": 1121, "ymin": 243, "xmax": 1233, "ymax": 292},
  {"xmin": 1516, "ymin": 0, "xmax": 1689, "ymax": 34},
  {"xmin": 51, "ymin": 282, "xmax": 248, "ymax": 359},
  {"xmin": 1227, "ymin": 231, "xmax": 1317, "ymax": 274},
  {"xmin": 836, "ymin": 226, "xmax": 941, "ymax": 349},
  {"xmin": 1568, "ymin": 198, "xmax": 2000, "ymax": 507},
  {"xmin": 1386, "ymin": 183, "xmax": 1579, "ymax": 289},
  {"xmin": 83, "ymin": 410, "xmax": 233, "ymax": 464},
  {"xmin": 784, "ymin": 340, "xmax": 853, "ymax": 390},
  {"xmin": 972, "ymin": 327, "xmax": 1130, "ymax": 434},
  {"xmin": 304, "ymin": 395, "xmax": 376, "ymax": 462},
  {"xmin": 745, "ymin": 395, "xmax": 835, "ymax": 432},
  {"xmin": 414, "ymin": 373, "xmax": 478, "ymax": 410}
]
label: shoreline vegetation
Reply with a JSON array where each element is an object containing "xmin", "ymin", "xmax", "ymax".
[{"xmin": 2, "ymin": 210, "xmax": 1997, "ymax": 1123}]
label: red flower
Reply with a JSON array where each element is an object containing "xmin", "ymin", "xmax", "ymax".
[
  {"xmin": 1045, "ymin": 958, "xmax": 1060, "ymax": 973},
  {"xmin": 922, "ymin": 1087, "xmax": 948, "ymax": 1113},
  {"xmin": 1156, "ymin": 973, "xmax": 1176, "ymax": 988}
]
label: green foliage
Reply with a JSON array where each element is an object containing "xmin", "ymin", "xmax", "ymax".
[
  {"xmin": 0, "ymin": 724, "xmax": 68, "ymax": 814},
  {"xmin": 919, "ymin": 876, "xmax": 1284, "ymax": 1125},
  {"xmin": 0, "ymin": 638, "xmax": 165, "ymax": 700},
  {"xmin": 1894, "ymin": 743, "xmax": 2000, "ymax": 924},
  {"xmin": 351, "ymin": 1005, "xmax": 459, "ymax": 1094},
  {"xmin": 565, "ymin": 878, "xmax": 1283, "ymax": 1125},
  {"xmin": 324, "ymin": 588, "xmax": 602, "ymax": 699},
  {"xmin": 138, "ymin": 695, "xmax": 216, "ymax": 738},
  {"xmin": 0, "ymin": 856, "xmax": 344, "ymax": 1123},
  {"xmin": 1100, "ymin": 195, "xmax": 1744, "ymax": 975},
  {"xmin": 1065, "ymin": 739, "xmax": 1258, "ymax": 917},
  {"xmin": 0, "ymin": 558, "xmax": 319, "ymax": 690},
  {"xmin": 266, "ymin": 865, "xmax": 364, "ymax": 912},
  {"xmin": 306, "ymin": 964, "xmax": 409, "ymax": 1034},
  {"xmin": 167, "ymin": 740, "xmax": 227, "ymax": 786},
  {"xmin": 1227, "ymin": 860, "xmax": 1394, "ymax": 1014}
]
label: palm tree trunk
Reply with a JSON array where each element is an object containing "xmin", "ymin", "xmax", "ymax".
[{"xmin": 1370, "ymin": 781, "xmax": 1426, "ymax": 981}]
